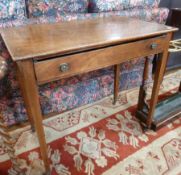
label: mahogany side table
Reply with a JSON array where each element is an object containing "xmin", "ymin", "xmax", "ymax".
[{"xmin": 1, "ymin": 16, "xmax": 177, "ymax": 173}]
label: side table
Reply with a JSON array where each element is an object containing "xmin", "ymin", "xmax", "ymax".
[{"xmin": 1, "ymin": 16, "xmax": 177, "ymax": 173}]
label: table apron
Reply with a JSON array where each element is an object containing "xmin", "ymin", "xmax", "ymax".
[{"xmin": 34, "ymin": 35, "xmax": 168, "ymax": 85}]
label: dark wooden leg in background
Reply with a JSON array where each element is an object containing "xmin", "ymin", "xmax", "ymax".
[
  {"xmin": 113, "ymin": 64, "xmax": 120, "ymax": 105},
  {"xmin": 16, "ymin": 60, "xmax": 50, "ymax": 173},
  {"xmin": 179, "ymin": 82, "xmax": 181, "ymax": 92},
  {"xmin": 137, "ymin": 56, "xmax": 150, "ymax": 111},
  {"xmin": 146, "ymin": 33, "xmax": 172, "ymax": 128}
]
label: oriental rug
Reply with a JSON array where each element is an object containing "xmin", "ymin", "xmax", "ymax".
[{"xmin": 0, "ymin": 70, "xmax": 181, "ymax": 175}]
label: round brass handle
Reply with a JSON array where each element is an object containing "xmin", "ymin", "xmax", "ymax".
[
  {"xmin": 150, "ymin": 43, "xmax": 158, "ymax": 49},
  {"xmin": 59, "ymin": 63, "xmax": 69, "ymax": 72}
]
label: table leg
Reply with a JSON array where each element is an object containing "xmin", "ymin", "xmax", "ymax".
[
  {"xmin": 113, "ymin": 64, "xmax": 120, "ymax": 105},
  {"xmin": 137, "ymin": 56, "xmax": 150, "ymax": 111},
  {"xmin": 16, "ymin": 68, "xmax": 35, "ymax": 131},
  {"xmin": 179, "ymin": 82, "xmax": 181, "ymax": 92},
  {"xmin": 16, "ymin": 60, "xmax": 50, "ymax": 172},
  {"xmin": 146, "ymin": 33, "xmax": 172, "ymax": 128}
]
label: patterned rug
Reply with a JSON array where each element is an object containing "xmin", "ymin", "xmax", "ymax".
[{"xmin": 0, "ymin": 70, "xmax": 181, "ymax": 175}]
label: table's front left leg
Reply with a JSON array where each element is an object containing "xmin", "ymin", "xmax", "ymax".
[
  {"xmin": 147, "ymin": 33, "xmax": 173, "ymax": 128},
  {"xmin": 16, "ymin": 59, "xmax": 50, "ymax": 173},
  {"xmin": 16, "ymin": 67, "xmax": 35, "ymax": 131}
]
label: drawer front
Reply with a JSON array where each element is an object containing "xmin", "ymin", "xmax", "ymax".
[{"xmin": 34, "ymin": 35, "xmax": 168, "ymax": 85}]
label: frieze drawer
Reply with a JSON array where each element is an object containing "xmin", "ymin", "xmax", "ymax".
[{"xmin": 34, "ymin": 35, "xmax": 167, "ymax": 85}]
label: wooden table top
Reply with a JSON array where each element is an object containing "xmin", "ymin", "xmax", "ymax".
[{"xmin": 1, "ymin": 16, "xmax": 177, "ymax": 61}]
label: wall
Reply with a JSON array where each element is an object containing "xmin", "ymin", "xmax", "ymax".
[
  {"xmin": 159, "ymin": 0, "xmax": 171, "ymax": 8},
  {"xmin": 160, "ymin": 0, "xmax": 181, "ymax": 8},
  {"xmin": 159, "ymin": 0, "xmax": 181, "ymax": 70},
  {"xmin": 171, "ymin": 0, "xmax": 181, "ymax": 8}
]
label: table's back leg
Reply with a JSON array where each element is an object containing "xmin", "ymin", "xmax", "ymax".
[
  {"xmin": 16, "ymin": 60, "xmax": 50, "ymax": 173},
  {"xmin": 146, "ymin": 33, "xmax": 172, "ymax": 128},
  {"xmin": 113, "ymin": 64, "xmax": 120, "ymax": 105},
  {"xmin": 179, "ymin": 82, "xmax": 181, "ymax": 92},
  {"xmin": 137, "ymin": 56, "xmax": 150, "ymax": 111}
]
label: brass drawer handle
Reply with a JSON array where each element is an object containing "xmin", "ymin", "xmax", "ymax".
[
  {"xmin": 150, "ymin": 43, "xmax": 158, "ymax": 49},
  {"xmin": 59, "ymin": 63, "xmax": 70, "ymax": 72}
]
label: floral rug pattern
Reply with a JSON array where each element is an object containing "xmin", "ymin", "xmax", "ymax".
[{"xmin": 0, "ymin": 70, "xmax": 180, "ymax": 175}]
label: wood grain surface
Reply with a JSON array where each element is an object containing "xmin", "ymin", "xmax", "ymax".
[{"xmin": 1, "ymin": 16, "xmax": 177, "ymax": 61}]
